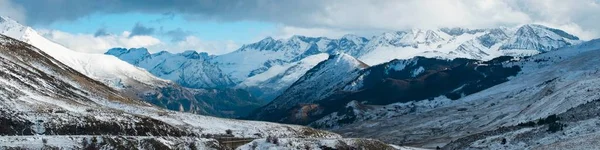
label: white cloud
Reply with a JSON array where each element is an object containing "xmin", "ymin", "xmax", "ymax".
[
  {"xmin": 11, "ymin": 0, "xmax": 600, "ymax": 54},
  {"xmin": 38, "ymin": 29, "xmax": 161, "ymax": 54},
  {"xmin": 262, "ymin": 0, "xmax": 600, "ymax": 40},
  {"xmin": 37, "ymin": 29, "xmax": 239, "ymax": 55},
  {"xmin": 510, "ymin": 0, "xmax": 600, "ymax": 40},
  {"xmin": 147, "ymin": 36, "xmax": 239, "ymax": 55},
  {"xmin": 310, "ymin": 0, "xmax": 531, "ymax": 30},
  {"xmin": 272, "ymin": 26, "xmax": 350, "ymax": 39}
]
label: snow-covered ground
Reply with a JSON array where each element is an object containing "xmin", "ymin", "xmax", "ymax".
[
  {"xmin": 237, "ymin": 138, "xmax": 408, "ymax": 150},
  {"xmin": 0, "ymin": 136, "xmax": 222, "ymax": 150}
]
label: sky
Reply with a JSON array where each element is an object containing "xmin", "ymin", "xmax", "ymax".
[{"xmin": 1, "ymin": 0, "xmax": 599, "ymax": 55}]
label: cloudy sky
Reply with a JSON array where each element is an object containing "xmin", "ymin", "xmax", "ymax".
[{"xmin": 1, "ymin": 0, "xmax": 599, "ymax": 55}]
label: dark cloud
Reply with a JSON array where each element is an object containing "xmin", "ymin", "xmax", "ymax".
[
  {"xmin": 151, "ymin": 12, "xmax": 176, "ymax": 23},
  {"xmin": 10, "ymin": 0, "xmax": 324, "ymax": 27},
  {"xmin": 129, "ymin": 23, "xmax": 155, "ymax": 37},
  {"xmin": 93, "ymin": 28, "xmax": 110, "ymax": 37},
  {"xmin": 164, "ymin": 28, "xmax": 193, "ymax": 42},
  {"xmin": 7, "ymin": 0, "xmax": 600, "ymax": 39}
]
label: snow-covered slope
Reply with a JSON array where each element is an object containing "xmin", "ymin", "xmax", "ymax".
[
  {"xmin": 237, "ymin": 53, "xmax": 330, "ymax": 101},
  {"xmin": 0, "ymin": 16, "xmax": 166, "ymax": 89},
  {"xmin": 106, "ymin": 48, "xmax": 235, "ymax": 89},
  {"xmin": 247, "ymin": 53, "xmax": 369, "ymax": 123},
  {"xmin": 331, "ymin": 39, "xmax": 600, "ymax": 148},
  {"xmin": 0, "ymin": 34, "xmax": 342, "ymax": 149},
  {"xmin": 500, "ymin": 24, "xmax": 581, "ymax": 52}
]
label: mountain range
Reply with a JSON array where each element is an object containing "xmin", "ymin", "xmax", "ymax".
[{"xmin": 108, "ymin": 24, "xmax": 580, "ymax": 104}]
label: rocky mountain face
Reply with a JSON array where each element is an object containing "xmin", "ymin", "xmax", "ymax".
[{"xmin": 0, "ymin": 16, "xmax": 261, "ymax": 118}]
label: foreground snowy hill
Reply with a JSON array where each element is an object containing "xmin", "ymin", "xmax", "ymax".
[
  {"xmin": 0, "ymin": 34, "xmax": 401, "ymax": 149},
  {"xmin": 0, "ymin": 16, "xmax": 164, "ymax": 89},
  {"xmin": 0, "ymin": 16, "xmax": 262, "ymax": 118}
]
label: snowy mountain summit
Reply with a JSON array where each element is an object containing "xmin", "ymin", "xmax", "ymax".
[{"xmin": 106, "ymin": 47, "xmax": 235, "ymax": 89}]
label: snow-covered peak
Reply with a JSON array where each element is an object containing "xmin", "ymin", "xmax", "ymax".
[
  {"xmin": 106, "ymin": 48, "xmax": 236, "ymax": 89},
  {"xmin": 105, "ymin": 47, "xmax": 151, "ymax": 64},
  {"xmin": 178, "ymin": 50, "xmax": 210, "ymax": 60},
  {"xmin": 105, "ymin": 47, "xmax": 129, "ymax": 56},
  {"xmin": 500, "ymin": 24, "xmax": 581, "ymax": 52},
  {"xmin": 440, "ymin": 27, "xmax": 486, "ymax": 36},
  {"xmin": 0, "ymin": 16, "xmax": 19, "ymax": 25},
  {"xmin": 0, "ymin": 16, "xmax": 31, "ymax": 41},
  {"xmin": 261, "ymin": 36, "xmax": 275, "ymax": 42},
  {"xmin": 240, "ymin": 36, "xmax": 284, "ymax": 51},
  {"xmin": 370, "ymin": 29, "xmax": 450, "ymax": 48},
  {"xmin": 331, "ymin": 52, "xmax": 370, "ymax": 69}
]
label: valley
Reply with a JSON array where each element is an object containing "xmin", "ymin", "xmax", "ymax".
[{"xmin": 0, "ymin": 3, "xmax": 599, "ymax": 149}]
